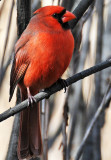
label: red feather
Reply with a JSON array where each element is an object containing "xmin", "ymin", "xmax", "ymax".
[{"xmin": 9, "ymin": 6, "xmax": 75, "ymax": 159}]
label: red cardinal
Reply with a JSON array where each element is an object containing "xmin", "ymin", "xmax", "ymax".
[{"xmin": 9, "ymin": 6, "xmax": 75, "ymax": 159}]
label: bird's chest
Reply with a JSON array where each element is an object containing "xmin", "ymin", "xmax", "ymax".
[
  {"xmin": 35, "ymin": 31, "xmax": 73, "ymax": 68},
  {"xmin": 24, "ymin": 31, "xmax": 74, "ymax": 91}
]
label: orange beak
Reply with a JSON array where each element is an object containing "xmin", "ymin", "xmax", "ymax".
[{"xmin": 62, "ymin": 11, "xmax": 76, "ymax": 23}]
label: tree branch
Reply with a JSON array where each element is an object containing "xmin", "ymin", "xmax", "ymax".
[
  {"xmin": 62, "ymin": 97, "xmax": 69, "ymax": 160},
  {"xmin": 0, "ymin": 0, "xmax": 14, "ymax": 87},
  {"xmin": 0, "ymin": 0, "xmax": 14, "ymax": 70},
  {"xmin": 0, "ymin": 59, "xmax": 110, "ymax": 122},
  {"xmin": 74, "ymin": 82, "xmax": 111, "ymax": 160},
  {"xmin": 70, "ymin": 0, "xmax": 95, "ymax": 28}
]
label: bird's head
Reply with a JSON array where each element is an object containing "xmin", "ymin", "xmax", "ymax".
[{"xmin": 34, "ymin": 6, "xmax": 76, "ymax": 30}]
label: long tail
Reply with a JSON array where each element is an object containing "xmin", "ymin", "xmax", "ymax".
[{"xmin": 17, "ymin": 92, "xmax": 42, "ymax": 159}]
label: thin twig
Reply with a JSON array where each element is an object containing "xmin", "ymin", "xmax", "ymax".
[
  {"xmin": 0, "ymin": 0, "xmax": 14, "ymax": 71},
  {"xmin": 68, "ymin": 14, "xmax": 93, "ymax": 160},
  {"xmin": 62, "ymin": 95, "xmax": 69, "ymax": 160},
  {"xmin": 92, "ymin": 0, "xmax": 104, "ymax": 159},
  {"xmin": 82, "ymin": 1, "xmax": 95, "ymax": 24},
  {"xmin": 6, "ymin": 88, "xmax": 21, "ymax": 160},
  {"xmin": 6, "ymin": 1, "xmax": 32, "ymax": 159},
  {"xmin": 0, "ymin": 59, "xmax": 111, "ymax": 122},
  {"xmin": 0, "ymin": 0, "xmax": 14, "ymax": 88},
  {"xmin": 44, "ymin": 101, "xmax": 49, "ymax": 160},
  {"xmin": 41, "ymin": 100, "xmax": 49, "ymax": 160},
  {"xmin": 41, "ymin": 99, "xmax": 46, "ymax": 160},
  {"xmin": 0, "ymin": 53, "xmax": 12, "ymax": 87},
  {"xmin": 61, "ymin": 0, "xmax": 76, "ymax": 10},
  {"xmin": 74, "ymin": 83, "xmax": 111, "ymax": 160},
  {"xmin": 70, "ymin": 0, "xmax": 95, "ymax": 28},
  {"xmin": 58, "ymin": 0, "xmax": 61, "ymax": 6},
  {"xmin": 48, "ymin": 123, "xmax": 62, "ymax": 149},
  {"xmin": 6, "ymin": 113, "xmax": 20, "ymax": 160}
]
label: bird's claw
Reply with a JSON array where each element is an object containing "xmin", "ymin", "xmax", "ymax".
[
  {"xmin": 28, "ymin": 95, "xmax": 36, "ymax": 107},
  {"xmin": 44, "ymin": 78, "xmax": 68, "ymax": 99},
  {"xmin": 58, "ymin": 78, "xmax": 68, "ymax": 93}
]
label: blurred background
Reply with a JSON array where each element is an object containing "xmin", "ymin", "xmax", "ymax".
[{"xmin": 0, "ymin": 0, "xmax": 111, "ymax": 160}]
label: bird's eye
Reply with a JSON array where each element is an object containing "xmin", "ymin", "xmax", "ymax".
[{"xmin": 52, "ymin": 13, "xmax": 58, "ymax": 18}]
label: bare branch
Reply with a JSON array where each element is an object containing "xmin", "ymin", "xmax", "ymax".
[
  {"xmin": 42, "ymin": 100, "xmax": 49, "ymax": 160},
  {"xmin": 0, "ymin": 0, "xmax": 14, "ymax": 70},
  {"xmin": 0, "ymin": 59, "xmax": 110, "ymax": 122},
  {"xmin": 0, "ymin": 53, "xmax": 12, "ymax": 87},
  {"xmin": 67, "ymin": 58, "xmax": 111, "ymax": 86},
  {"xmin": 6, "ymin": 1, "xmax": 32, "ymax": 159},
  {"xmin": 0, "ymin": 0, "xmax": 14, "ymax": 86},
  {"xmin": 48, "ymin": 123, "xmax": 62, "ymax": 149},
  {"xmin": 6, "ymin": 113, "xmax": 20, "ymax": 160},
  {"xmin": 70, "ymin": 0, "xmax": 95, "ymax": 28},
  {"xmin": 74, "ymin": 83, "xmax": 111, "ymax": 160},
  {"xmin": 67, "ymin": 14, "xmax": 93, "ymax": 159},
  {"xmin": 61, "ymin": 0, "xmax": 75, "ymax": 11},
  {"xmin": 62, "ymin": 97, "xmax": 69, "ymax": 160},
  {"xmin": 17, "ymin": 0, "xmax": 31, "ymax": 37},
  {"xmin": 92, "ymin": 0, "xmax": 104, "ymax": 159}
]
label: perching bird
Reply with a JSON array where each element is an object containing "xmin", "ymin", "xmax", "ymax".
[{"xmin": 9, "ymin": 6, "xmax": 76, "ymax": 159}]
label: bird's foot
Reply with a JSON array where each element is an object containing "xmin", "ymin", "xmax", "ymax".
[
  {"xmin": 27, "ymin": 87, "xmax": 36, "ymax": 107},
  {"xmin": 43, "ymin": 78, "xmax": 68, "ymax": 99},
  {"xmin": 28, "ymin": 95, "xmax": 36, "ymax": 107},
  {"xmin": 58, "ymin": 78, "xmax": 68, "ymax": 93}
]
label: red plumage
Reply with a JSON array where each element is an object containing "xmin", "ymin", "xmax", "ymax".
[{"xmin": 9, "ymin": 6, "xmax": 75, "ymax": 159}]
